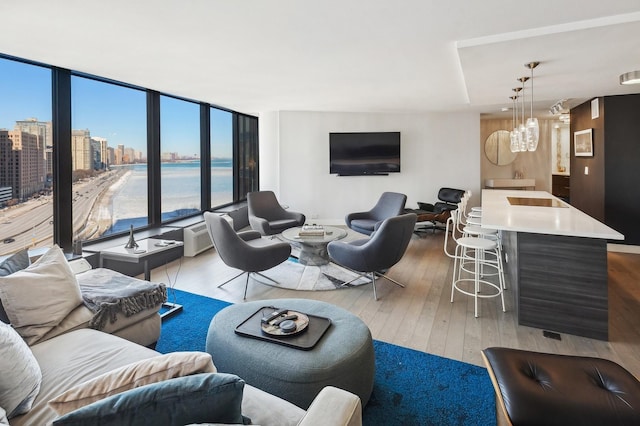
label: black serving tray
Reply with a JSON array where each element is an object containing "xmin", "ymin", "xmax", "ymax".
[{"xmin": 235, "ymin": 306, "xmax": 332, "ymax": 350}]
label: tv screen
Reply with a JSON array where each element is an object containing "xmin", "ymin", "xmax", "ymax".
[{"xmin": 329, "ymin": 132, "xmax": 401, "ymax": 176}]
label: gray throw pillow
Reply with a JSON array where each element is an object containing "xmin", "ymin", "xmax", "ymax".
[
  {"xmin": 0, "ymin": 321, "xmax": 42, "ymax": 419},
  {"xmin": 53, "ymin": 373, "xmax": 248, "ymax": 425},
  {"xmin": 0, "ymin": 249, "xmax": 30, "ymax": 323}
]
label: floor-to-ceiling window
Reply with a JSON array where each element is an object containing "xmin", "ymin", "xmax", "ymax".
[
  {"xmin": 0, "ymin": 53, "xmax": 258, "ymax": 254},
  {"xmin": 0, "ymin": 58, "xmax": 52, "ymax": 256},
  {"xmin": 71, "ymin": 76, "xmax": 148, "ymax": 237},
  {"xmin": 160, "ymin": 95, "xmax": 201, "ymax": 221},
  {"xmin": 210, "ymin": 108, "xmax": 233, "ymax": 207},
  {"xmin": 236, "ymin": 114, "xmax": 259, "ymax": 199}
]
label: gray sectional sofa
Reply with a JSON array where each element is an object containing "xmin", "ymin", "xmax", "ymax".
[{"xmin": 0, "ymin": 247, "xmax": 362, "ymax": 425}]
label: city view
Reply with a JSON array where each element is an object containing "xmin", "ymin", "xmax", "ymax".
[{"xmin": 0, "ymin": 57, "xmax": 233, "ymax": 256}]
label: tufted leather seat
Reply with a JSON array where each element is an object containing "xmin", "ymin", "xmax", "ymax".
[{"xmin": 482, "ymin": 347, "xmax": 640, "ymax": 426}]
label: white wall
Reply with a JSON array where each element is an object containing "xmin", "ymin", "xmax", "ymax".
[{"xmin": 259, "ymin": 110, "xmax": 481, "ymax": 224}]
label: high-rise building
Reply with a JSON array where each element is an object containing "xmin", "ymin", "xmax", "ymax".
[
  {"xmin": 14, "ymin": 118, "xmax": 52, "ymax": 176},
  {"xmin": 124, "ymin": 147, "xmax": 135, "ymax": 164},
  {"xmin": 71, "ymin": 129, "xmax": 93, "ymax": 171},
  {"xmin": 161, "ymin": 152, "xmax": 178, "ymax": 161},
  {"xmin": 107, "ymin": 146, "xmax": 115, "ymax": 167},
  {"xmin": 115, "ymin": 144, "xmax": 125, "ymax": 165},
  {"xmin": 0, "ymin": 186, "xmax": 12, "ymax": 206},
  {"xmin": 91, "ymin": 136, "xmax": 109, "ymax": 169},
  {"xmin": 0, "ymin": 129, "xmax": 44, "ymax": 200}
]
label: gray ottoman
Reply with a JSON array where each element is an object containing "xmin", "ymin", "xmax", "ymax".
[{"xmin": 205, "ymin": 298, "xmax": 375, "ymax": 409}]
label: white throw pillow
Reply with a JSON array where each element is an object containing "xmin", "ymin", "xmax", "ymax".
[
  {"xmin": 0, "ymin": 245, "xmax": 83, "ymax": 345},
  {"xmin": 48, "ymin": 351, "xmax": 216, "ymax": 416},
  {"xmin": 0, "ymin": 321, "xmax": 42, "ymax": 419}
]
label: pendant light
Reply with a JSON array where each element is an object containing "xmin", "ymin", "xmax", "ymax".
[
  {"xmin": 525, "ymin": 62, "xmax": 540, "ymax": 151},
  {"xmin": 517, "ymin": 76, "xmax": 529, "ymax": 152},
  {"xmin": 510, "ymin": 88, "xmax": 522, "ymax": 152},
  {"xmin": 509, "ymin": 95, "xmax": 519, "ymax": 153}
]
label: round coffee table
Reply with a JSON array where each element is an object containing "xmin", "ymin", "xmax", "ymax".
[
  {"xmin": 205, "ymin": 298, "xmax": 375, "ymax": 409},
  {"xmin": 281, "ymin": 226, "xmax": 347, "ymax": 266}
]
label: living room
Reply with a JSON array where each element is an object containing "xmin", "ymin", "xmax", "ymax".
[{"xmin": 2, "ymin": 1, "xmax": 640, "ymax": 425}]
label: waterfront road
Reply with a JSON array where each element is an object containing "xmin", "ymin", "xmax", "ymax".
[{"xmin": 0, "ymin": 169, "xmax": 126, "ymax": 256}]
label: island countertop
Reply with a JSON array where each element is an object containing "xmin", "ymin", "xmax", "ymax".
[{"xmin": 481, "ymin": 189, "xmax": 624, "ymax": 240}]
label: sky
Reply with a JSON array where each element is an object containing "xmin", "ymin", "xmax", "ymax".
[{"xmin": 0, "ymin": 57, "xmax": 232, "ymax": 158}]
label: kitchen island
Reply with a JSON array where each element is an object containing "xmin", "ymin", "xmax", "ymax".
[{"xmin": 481, "ymin": 190, "xmax": 624, "ymax": 340}]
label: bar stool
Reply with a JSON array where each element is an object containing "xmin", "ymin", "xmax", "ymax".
[
  {"xmin": 453, "ymin": 207, "xmax": 505, "ymax": 290},
  {"xmin": 444, "ymin": 215, "xmax": 505, "ymax": 317},
  {"xmin": 459, "ymin": 192, "xmax": 482, "ymax": 225}
]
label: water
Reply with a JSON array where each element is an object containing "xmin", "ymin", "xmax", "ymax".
[{"xmin": 106, "ymin": 160, "xmax": 232, "ymax": 234}]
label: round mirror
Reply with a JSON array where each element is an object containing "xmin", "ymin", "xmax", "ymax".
[{"xmin": 484, "ymin": 130, "xmax": 517, "ymax": 166}]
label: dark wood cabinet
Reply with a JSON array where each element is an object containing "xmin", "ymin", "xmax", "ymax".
[{"xmin": 552, "ymin": 174, "xmax": 570, "ymax": 201}]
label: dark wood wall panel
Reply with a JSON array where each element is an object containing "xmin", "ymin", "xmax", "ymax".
[
  {"xmin": 515, "ymin": 232, "xmax": 608, "ymax": 340},
  {"xmin": 570, "ymin": 94, "xmax": 640, "ymax": 245},
  {"xmin": 603, "ymin": 95, "xmax": 640, "ymax": 245},
  {"xmin": 570, "ymin": 100, "xmax": 605, "ymax": 221}
]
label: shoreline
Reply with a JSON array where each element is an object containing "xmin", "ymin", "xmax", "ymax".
[{"xmin": 80, "ymin": 169, "xmax": 131, "ymax": 240}]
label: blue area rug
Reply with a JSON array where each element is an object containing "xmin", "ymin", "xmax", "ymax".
[{"xmin": 156, "ymin": 289, "xmax": 495, "ymax": 425}]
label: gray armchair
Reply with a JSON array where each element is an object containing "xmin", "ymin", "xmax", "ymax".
[
  {"xmin": 328, "ymin": 213, "xmax": 417, "ymax": 300},
  {"xmin": 345, "ymin": 192, "xmax": 407, "ymax": 235},
  {"xmin": 203, "ymin": 212, "xmax": 291, "ymax": 299},
  {"xmin": 247, "ymin": 191, "xmax": 306, "ymax": 236}
]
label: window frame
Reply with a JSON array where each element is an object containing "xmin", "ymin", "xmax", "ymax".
[{"xmin": 1, "ymin": 53, "xmax": 259, "ymax": 252}]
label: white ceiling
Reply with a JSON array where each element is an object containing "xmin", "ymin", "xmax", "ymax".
[{"xmin": 2, "ymin": 0, "xmax": 640, "ymax": 118}]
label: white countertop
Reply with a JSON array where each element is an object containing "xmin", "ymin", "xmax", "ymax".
[{"xmin": 481, "ymin": 189, "xmax": 624, "ymax": 240}]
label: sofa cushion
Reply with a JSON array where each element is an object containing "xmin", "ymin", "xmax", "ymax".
[
  {"xmin": 10, "ymin": 329, "xmax": 158, "ymax": 426},
  {"xmin": 0, "ymin": 249, "xmax": 30, "ymax": 277},
  {"xmin": 0, "ymin": 321, "xmax": 42, "ymax": 419},
  {"xmin": 0, "ymin": 406, "xmax": 8, "ymax": 425},
  {"xmin": 0, "ymin": 245, "xmax": 83, "ymax": 345},
  {"xmin": 0, "ymin": 249, "xmax": 30, "ymax": 323},
  {"xmin": 52, "ymin": 373, "xmax": 247, "ymax": 426},
  {"xmin": 49, "ymin": 351, "xmax": 216, "ymax": 415}
]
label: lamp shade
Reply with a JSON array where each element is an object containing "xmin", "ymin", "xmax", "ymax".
[
  {"xmin": 620, "ymin": 70, "xmax": 640, "ymax": 85},
  {"xmin": 526, "ymin": 118, "xmax": 539, "ymax": 151},
  {"xmin": 510, "ymin": 129, "xmax": 519, "ymax": 153}
]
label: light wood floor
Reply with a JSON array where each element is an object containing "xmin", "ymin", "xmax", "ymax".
[{"xmin": 151, "ymin": 232, "xmax": 640, "ymax": 378}]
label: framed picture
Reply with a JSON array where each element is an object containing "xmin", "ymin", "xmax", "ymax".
[{"xmin": 574, "ymin": 129, "xmax": 593, "ymax": 157}]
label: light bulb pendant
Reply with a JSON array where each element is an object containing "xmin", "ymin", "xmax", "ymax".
[
  {"xmin": 525, "ymin": 62, "xmax": 540, "ymax": 151},
  {"xmin": 517, "ymin": 77, "xmax": 529, "ymax": 152}
]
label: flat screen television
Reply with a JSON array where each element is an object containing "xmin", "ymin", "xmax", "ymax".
[{"xmin": 329, "ymin": 132, "xmax": 401, "ymax": 176}]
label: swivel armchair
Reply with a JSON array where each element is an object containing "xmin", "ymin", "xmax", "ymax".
[
  {"xmin": 345, "ymin": 191, "xmax": 407, "ymax": 236},
  {"xmin": 247, "ymin": 191, "xmax": 306, "ymax": 236},
  {"xmin": 328, "ymin": 213, "xmax": 417, "ymax": 300},
  {"xmin": 203, "ymin": 212, "xmax": 291, "ymax": 299}
]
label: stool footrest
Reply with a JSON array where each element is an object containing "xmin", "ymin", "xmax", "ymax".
[{"xmin": 482, "ymin": 347, "xmax": 640, "ymax": 426}]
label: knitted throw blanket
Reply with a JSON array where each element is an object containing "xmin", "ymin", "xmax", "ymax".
[{"xmin": 76, "ymin": 268, "xmax": 167, "ymax": 330}]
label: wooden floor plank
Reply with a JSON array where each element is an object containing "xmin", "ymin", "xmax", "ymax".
[{"xmin": 154, "ymin": 231, "xmax": 640, "ymax": 378}]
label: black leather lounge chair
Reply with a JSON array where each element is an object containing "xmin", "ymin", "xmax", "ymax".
[{"xmin": 406, "ymin": 187, "xmax": 465, "ymax": 234}]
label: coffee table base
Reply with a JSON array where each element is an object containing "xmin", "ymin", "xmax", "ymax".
[{"xmin": 297, "ymin": 243, "xmax": 331, "ymax": 266}]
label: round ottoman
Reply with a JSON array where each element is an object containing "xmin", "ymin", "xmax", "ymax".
[{"xmin": 205, "ymin": 298, "xmax": 374, "ymax": 409}]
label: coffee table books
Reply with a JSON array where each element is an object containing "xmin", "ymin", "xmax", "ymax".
[{"xmin": 299, "ymin": 224, "xmax": 325, "ymax": 237}]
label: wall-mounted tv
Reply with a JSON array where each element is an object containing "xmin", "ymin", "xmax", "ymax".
[{"xmin": 329, "ymin": 132, "xmax": 401, "ymax": 176}]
